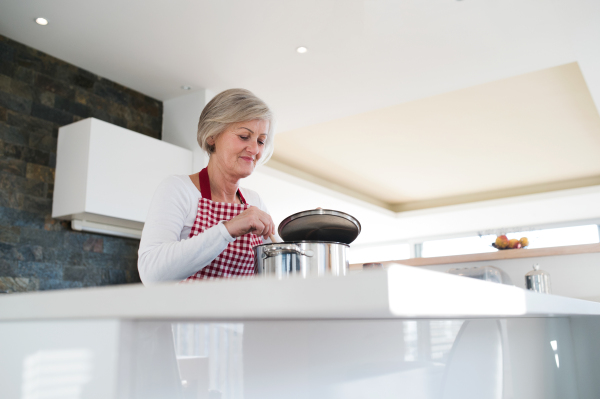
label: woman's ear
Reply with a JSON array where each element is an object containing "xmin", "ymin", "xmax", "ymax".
[{"xmin": 207, "ymin": 136, "xmax": 216, "ymax": 153}]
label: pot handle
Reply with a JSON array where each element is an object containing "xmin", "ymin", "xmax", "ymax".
[{"xmin": 262, "ymin": 244, "xmax": 313, "ymax": 259}]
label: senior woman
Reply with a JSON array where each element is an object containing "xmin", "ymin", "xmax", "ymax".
[{"xmin": 138, "ymin": 89, "xmax": 277, "ymax": 284}]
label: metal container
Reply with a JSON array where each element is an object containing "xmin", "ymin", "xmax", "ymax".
[
  {"xmin": 254, "ymin": 241, "xmax": 349, "ymax": 278},
  {"xmin": 525, "ymin": 264, "xmax": 552, "ymax": 294}
]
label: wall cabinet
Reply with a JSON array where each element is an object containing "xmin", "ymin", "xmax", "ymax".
[{"xmin": 52, "ymin": 118, "xmax": 193, "ymax": 238}]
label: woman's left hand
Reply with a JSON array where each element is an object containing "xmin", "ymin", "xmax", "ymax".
[{"xmin": 223, "ymin": 206, "xmax": 275, "ymax": 239}]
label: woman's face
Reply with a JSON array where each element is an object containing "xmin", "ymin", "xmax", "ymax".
[{"xmin": 208, "ymin": 119, "xmax": 269, "ymax": 179}]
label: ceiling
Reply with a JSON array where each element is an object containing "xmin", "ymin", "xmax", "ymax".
[
  {"xmin": 0, "ymin": 0, "xmax": 577, "ymax": 131},
  {"xmin": 272, "ymin": 62, "xmax": 600, "ymax": 210},
  {"xmin": 1, "ymin": 0, "xmax": 599, "ymax": 211}
]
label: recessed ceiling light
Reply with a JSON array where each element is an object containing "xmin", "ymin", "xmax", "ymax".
[
  {"xmin": 296, "ymin": 46, "xmax": 308, "ymax": 54},
  {"xmin": 35, "ymin": 18, "xmax": 48, "ymax": 26},
  {"xmin": 181, "ymin": 85, "xmax": 192, "ymax": 90}
]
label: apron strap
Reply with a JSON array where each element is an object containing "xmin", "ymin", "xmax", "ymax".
[
  {"xmin": 237, "ymin": 189, "xmax": 247, "ymax": 205},
  {"xmin": 199, "ymin": 168, "xmax": 212, "ymax": 200},
  {"xmin": 198, "ymin": 168, "xmax": 246, "ymax": 205}
]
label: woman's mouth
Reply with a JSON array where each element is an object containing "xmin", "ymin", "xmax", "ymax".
[{"xmin": 240, "ymin": 156, "xmax": 254, "ymax": 163}]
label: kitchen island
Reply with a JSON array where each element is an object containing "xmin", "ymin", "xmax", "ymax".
[
  {"xmin": 355, "ymin": 243, "xmax": 600, "ymax": 302},
  {"xmin": 1, "ymin": 264, "xmax": 599, "ymax": 399}
]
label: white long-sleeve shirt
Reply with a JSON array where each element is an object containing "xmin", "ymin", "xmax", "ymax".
[{"xmin": 138, "ymin": 175, "xmax": 272, "ymax": 285}]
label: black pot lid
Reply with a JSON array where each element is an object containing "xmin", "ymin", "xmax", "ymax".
[{"xmin": 278, "ymin": 209, "xmax": 361, "ymax": 244}]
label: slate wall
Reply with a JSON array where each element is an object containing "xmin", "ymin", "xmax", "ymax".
[{"xmin": 0, "ymin": 35, "xmax": 162, "ymax": 292}]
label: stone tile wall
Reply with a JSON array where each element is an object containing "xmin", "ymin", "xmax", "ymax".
[{"xmin": 0, "ymin": 35, "xmax": 162, "ymax": 292}]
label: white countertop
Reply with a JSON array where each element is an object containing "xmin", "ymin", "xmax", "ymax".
[{"xmin": 1, "ymin": 264, "xmax": 600, "ymax": 321}]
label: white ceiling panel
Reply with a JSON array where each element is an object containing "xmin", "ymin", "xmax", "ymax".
[{"xmin": 0, "ymin": 0, "xmax": 577, "ymax": 132}]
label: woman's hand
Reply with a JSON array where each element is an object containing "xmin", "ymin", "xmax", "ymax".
[{"xmin": 223, "ymin": 206, "xmax": 275, "ymax": 239}]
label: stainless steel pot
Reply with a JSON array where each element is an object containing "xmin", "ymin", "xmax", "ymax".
[{"xmin": 254, "ymin": 241, "xmax": 349, "ymax": 278}]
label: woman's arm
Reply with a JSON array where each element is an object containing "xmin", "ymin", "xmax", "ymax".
[{"xmin": 137, "ymin": 176, "xmax": 234, "ymax": 285}]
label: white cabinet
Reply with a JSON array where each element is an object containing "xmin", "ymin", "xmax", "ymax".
[{"xmin": 52, "ymin": 118, "xmax": 193, "ymax": 238}]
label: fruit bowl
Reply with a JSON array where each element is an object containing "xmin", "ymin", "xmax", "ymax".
[{"xmin": 492, "ymin": 235, "xmax": 528, "ymax": 250}]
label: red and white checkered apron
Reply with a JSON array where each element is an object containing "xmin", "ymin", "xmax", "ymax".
[{"xmin": 182, "ymin": 168, "xmax": 262, "ymax": 281}]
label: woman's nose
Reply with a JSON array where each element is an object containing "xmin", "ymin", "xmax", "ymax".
[{"xmin": 247, "ymin": 140, "xmax": 259, "ymax": 154}]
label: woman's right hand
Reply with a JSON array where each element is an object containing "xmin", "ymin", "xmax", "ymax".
[{"xmin": 223, "ymin": 206, "xmax": 275, "ymax": 239}]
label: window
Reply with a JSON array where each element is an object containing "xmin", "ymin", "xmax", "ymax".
[
  {"xmin": 349, "ymin": 224, "xmax": 600, "ymax": 263},
  {"xmin": 515, "ymin": 225, "xmax": 599, "ymax": 249},
  {"xmin": 421, "ymin": 224, "xmax": 599, "ymax": 258},
  {"xmin": 422, "ymin": 234, "xmax": 497, "ymax": 258}
]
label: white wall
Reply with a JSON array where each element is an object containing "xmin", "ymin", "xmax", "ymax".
[
  {"xmin": 416, "ymin": 253, "xmax": 600, "ymax": 302},
  {"xmin": 241, "ymin": 165, "xmax": 396, "ymax": 243},
  {"xmin": 244, "ymin": 164, "xmax": 600, "ymax": 248},
  {"xmin": 558, "ymin": 0, "xmax": 600, "ymax": 111},
  {"xmin": 162, "ymin": 90, "xmax": 214, "ymax": 171}
]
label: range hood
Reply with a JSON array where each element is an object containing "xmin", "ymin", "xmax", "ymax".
[{"xmin": 52, "ymin": 118, "xmax": 193, "ymax": 239}]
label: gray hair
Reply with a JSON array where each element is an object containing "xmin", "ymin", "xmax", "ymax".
[{"xmin": 197, "ymin": 88, "xmax": 275, "ymax": 165}]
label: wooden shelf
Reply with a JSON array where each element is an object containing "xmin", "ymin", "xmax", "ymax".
[{"xmin": 351, "ymin": 243, "xmax": 600, "ymax": 268}]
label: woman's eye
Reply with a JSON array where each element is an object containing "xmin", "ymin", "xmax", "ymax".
[
  {"xmin": 258, "ymin": 141, "xmax": 265, "ymax": 146},
  {"xmin": 239, "ymin": 136, "xmax": 249, "ymax": 140}
]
